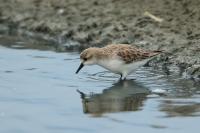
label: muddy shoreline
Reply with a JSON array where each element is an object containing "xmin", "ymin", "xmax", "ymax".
[{"xmin": 0, "ymin": 0, "xmax": 199, "ymax": 80}]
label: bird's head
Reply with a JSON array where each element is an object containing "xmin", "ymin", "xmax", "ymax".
[{"xmin": 76, "ymin": 48, "xmax": 99, "ymax": 74}]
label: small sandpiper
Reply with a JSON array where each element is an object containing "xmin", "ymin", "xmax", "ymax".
[{"xmin": 76, "ymin": 44, "xmax": 162, "ymax": 80}]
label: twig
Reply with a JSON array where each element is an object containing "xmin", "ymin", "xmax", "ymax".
[{"xmin": 144, "ymin": 11, "xmax": 164, "ymax": 22}]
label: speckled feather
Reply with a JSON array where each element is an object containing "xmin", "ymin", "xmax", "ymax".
[
  {"xmin": 91, "ymin": 44, "xmax": 161, "ymax": 64},
  {"xmin": 111, "ymin": 44, "xmax": 160, "ymax": 63}
]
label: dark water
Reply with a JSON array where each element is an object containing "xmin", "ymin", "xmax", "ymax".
[{"xmin": 0, "ymin": 45, "xmax": 200, "ymax": 133}]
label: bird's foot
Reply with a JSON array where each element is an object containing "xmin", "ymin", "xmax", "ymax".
[{"xmin": 119, "ymin": 74, "xmax": 126, "ymax": 81}]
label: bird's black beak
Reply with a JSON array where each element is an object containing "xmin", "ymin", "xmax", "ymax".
[{"xmin": 76, "ymin": 63, "xmax": 84, "ymax": 74}]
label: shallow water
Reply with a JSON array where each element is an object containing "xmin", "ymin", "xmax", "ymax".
[{"xmin": 0, "ymin": 45, "xmax": 200, "ymax": 133}]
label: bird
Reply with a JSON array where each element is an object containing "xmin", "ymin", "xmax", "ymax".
[{"xmin": 76, "ymin": 44, "xmax": 162, "ymax": 80}]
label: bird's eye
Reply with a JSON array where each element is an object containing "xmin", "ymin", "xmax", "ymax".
[{"xmin": 83, "ymin": 58, "xmax": 87, "ymax": 61}]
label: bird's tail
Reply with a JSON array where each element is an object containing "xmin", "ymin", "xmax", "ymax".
[
  {"xmin": 150, "ymin": 50, "xmax": 163, "ymax": 57},
  {"xmin": 153, "ymin": 50, "xmax": 163, "ymax": 53}
]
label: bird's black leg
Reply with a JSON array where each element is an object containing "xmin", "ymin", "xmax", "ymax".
[
  {"xmin": 119, "ymin": 74, "xmax": 123, "ymax": 80},
  {"xmin": 119, "ymin": 74, "xmax": 127, "ymax": 80}
]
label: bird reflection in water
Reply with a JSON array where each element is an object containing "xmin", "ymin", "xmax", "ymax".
[{"xmin": 77, "ymin": 80, "xmax": 151, "ymax": 116}]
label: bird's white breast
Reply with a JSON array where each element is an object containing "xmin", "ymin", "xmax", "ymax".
[
  {"xmin": 97, "ymin": 59, "xmax": 124, "ymax": 74},
  {"xmin": 97, "ymin": 58, "xmax": 152, "ymax": 76}
]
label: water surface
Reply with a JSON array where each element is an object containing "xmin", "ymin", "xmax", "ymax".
[{"xmin": 0, "ymin": 46, "xmax": 200, "ymax": 133}]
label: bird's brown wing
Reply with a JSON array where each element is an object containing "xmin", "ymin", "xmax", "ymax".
[{"xmin": 116, "ymin": 47, "xmax": 160, "ymax": 64}]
